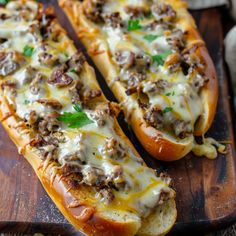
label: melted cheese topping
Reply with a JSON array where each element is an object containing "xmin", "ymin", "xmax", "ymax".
[
  {"xmin": 0, "ymin": 0, "xmax": 174, "ymax": 218},
  {"xmin": 193, "ymin": 137, "xmax": 227, "ymax": 159},
  {"xmin": 100, "ymin": 0, "xmax": 206, "ymax": 138}
]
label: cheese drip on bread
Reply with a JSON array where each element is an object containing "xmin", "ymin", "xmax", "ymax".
[
  {"xmin": 83, "ymin": 0, "xmax": 210, "ymax": 140},
  {"xmin": 78, "ymin": 0, "xmax": 225, "ymax": 159},
  {"xmin": 0, "ymin": 0, "xmax": 175, "ymax": 219}
]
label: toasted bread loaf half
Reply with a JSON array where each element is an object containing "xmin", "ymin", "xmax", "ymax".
[
  {"xmin": 0, "ymin": 1, "xmax": 176, "ymax": 235},
  {"xmin": 60, "ymin": 0, "xmax": 219, "ymax": 161}
]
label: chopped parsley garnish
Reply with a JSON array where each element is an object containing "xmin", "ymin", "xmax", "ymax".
[
  {"xmin": 152, "ymin": 50, "xmax": 172, "ymax": 66},
  {"xmin": 143, "ymin": 34, "xmax": 160, "ymax": 42},
  {"xmin": 69, "ymin": 68, "xmax": 77, "ymax": 74},
  {"xmin": 57, "ymin": 104, "xmax": 94, "ymax": 128},
  {"xmin": 63, "ymin": 52, "xmax": 69, "ymax": 58},
  {"xmin": 24, "ymin": 99, "xmax": 30, "ymax": 105},
  {"xmin": 163, "ymin": 107, "xmax": 173, "ymax": 113},
  {"xmin": 23, "ymin": 45, "xmax": 35, "ymax": 57},
  {"xmin": 73, "ymin": 104, "xmax": 82, "ymax": 112},
  {"xmin": 165, "ymin": 91, "xmax": 175, "ymax": 96},
  {"xmin": 0, "ymin": 0, "xmax": 10, "ymax": 5},
  {"xmin": 60, "ymin": 52, "xmax": 70, "ymax": 62},
  {"xmin": 146, "ymin": 12, "xmax": 153, "ymax": 18},
  {"xmin": 61, "ymin": 52, "xmax": 69, "ymax": 59},
  {"xmin": 128, "ymin": 19, "xmax": 142, "ymax": 31}
]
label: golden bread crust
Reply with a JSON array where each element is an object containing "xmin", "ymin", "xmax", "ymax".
[
  {"xmin": 0, "ymin": 1, "xmax": 176, "ymax": 233},
  {"xmin": 60, "ymin": 0, "xmax": 218, "ymax": 161}
]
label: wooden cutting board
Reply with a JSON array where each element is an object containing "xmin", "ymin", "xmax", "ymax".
[{"xmin": 0, "ymin": 1, "xmax": 236, "ymax": 235}]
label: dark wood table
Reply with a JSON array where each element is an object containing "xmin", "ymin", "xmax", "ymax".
[{"xmin": 0, "ymin": 2, "xmax": 236, "ymax": 236}]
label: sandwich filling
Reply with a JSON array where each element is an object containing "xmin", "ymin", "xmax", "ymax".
[
  {"xmin": 0, "ymin": 0, "xmax": 175, "ymax": 218},
  {"xmin": 82, "ymin": 0, "xmax": 209, "ymax": 140}
]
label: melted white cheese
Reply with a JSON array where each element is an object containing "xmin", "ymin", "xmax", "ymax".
[
  {"xmin": 0, "ymin": 0, "xmax": 174, "ymax": 217},
  {"xmin": 193, "ymin": 137, "xmax": 226, "ymax": 159},
  {"xmin": 99, "ymin": 0, "xmax": 206, "ymax": 139}
]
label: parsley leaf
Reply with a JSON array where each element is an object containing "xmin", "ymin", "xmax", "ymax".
[
  {"xmin": 165, "ymin": 92, "xmax": 172, "ymax": 96},
  {"xmin": 64, "ymin": 52, "xmax": 69, "ymax": 58},
  {"xmin": 0, "ymin": 0, "xmax": 10, "ymax": 5},
  {"xmin": 165, "ymin": 91, "xmax": 175, "ymax": 96},
  {"xmin": 146, "ymin": 12, "xmax": 153, "ymax": 18},
  {"xmin": 73, "ymin": 104, "xmax": 82, "ymax": 112},
  {"xmin": 128, "ymin": 19, "xmax": 142, "ymax": 31},
  {"xmin": 57, "ymin": 105, "xmax": 93, "ymax": 128},
  {"xmin": 152, "ymin": 50, "xmax": 172, "ymax": 66},
  {"xmin": 143, "ymin": 34, "xmax": 160, "ymax": 42},
  {"xmin": 60, "ymin": 52, "xmax": 69, "ymax": 61},
  {"xmin": 24, "ymin": 99, "xmax": 30, "ymax": 105},
  {"xmin": 69, "ymin": 68, "xmax": 77, "ymax": 74},
  {"xmin": 23, "ymin": 45, "xmax": 34, "ymax": 57},
  {"xmin": 163, "ymin": 107, "xmax": 173, "ymax": 113}
]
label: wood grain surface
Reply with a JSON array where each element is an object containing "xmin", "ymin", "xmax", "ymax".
[{"xmin": 0, "ymin": 1, "xmax": 235, "ymax": 235}]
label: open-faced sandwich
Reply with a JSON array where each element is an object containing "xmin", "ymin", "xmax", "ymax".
[
  {"xmin": 0, "ymin": 1, "xmax": 176, "ymax": 235},
  {"xmin": 60, "ymin": 0, "xmax": 220, "ymax": 161}
]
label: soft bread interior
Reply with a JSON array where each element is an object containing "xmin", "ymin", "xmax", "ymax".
[
  {"xmin": 138, "ymin": 199, "xmax": 177, "ymax": 236},
  {"xmin": 99, "ymin": 210, "xmax": 141, "ymax": 226}
]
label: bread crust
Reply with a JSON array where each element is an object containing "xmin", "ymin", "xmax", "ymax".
[
  {"xmin": 0, "ymin": 97, "xmax": 139, "ymax": 236},
  {"xmin": 60, "ymin": 0, "xmax": 218, "ymax": 161},
  {"xmin": 0, "ymin": 72, "xmax": 176, "ymax": 236},
  {"xmin": 0, "ymin": 44, "xmax": 176, "ymax": 236},
  {"xmin": 0, "ymin": 2, "xmax": 176, "ymax": 235}
]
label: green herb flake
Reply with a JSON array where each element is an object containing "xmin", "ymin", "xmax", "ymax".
[
  {"xmin": 24, "ymin": 99, "xmax": 30, "ymax": 105},
  {"xmin": 23, "ymin": 45, "xmax": 35, "ymax": 57},
  {"xmin": 69, "ymin": 68, "xmax": 77, "ymax": 74},
  {"xmin": 60, "ymin": 52, "xmax": 69, "ymax": 60},
  {"xmin": 0, "ymin": 0, "xmax": 10, "ymax": 5},
  {"xmin": 165, "ymin": 92, "xmax": 171, "ymax": 97},
  {"xmin": 161, "ymin": 50, "xmax": 173, "ymax": 58},
  {"xmin": 128, "ymin": 19, "xmax": 142, "ymax": 31},
  {"xmin": 163, "ymin": 107, "xmax": 173, "ymax": 114},
  {"xmin": 73, "ymin": 104, "xmax": 82, "ymax": 112},
  {"xmin": 146, "ymin": 12, "xmax": 153, "ymax": 18},
  {"xmin": 152, "ymin": 50, "xmax": 172, "ymax": 66},
  {"xmin": 57, "ymin": 105, "xmax": 93, "ymax": 128},
  {"xmin": 143, "ymin": 34, "xmax": 160, "ymax": 42},
  {"xmin": 165, "ymin": 91, "xmax": 175, "ymax": 97}
]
